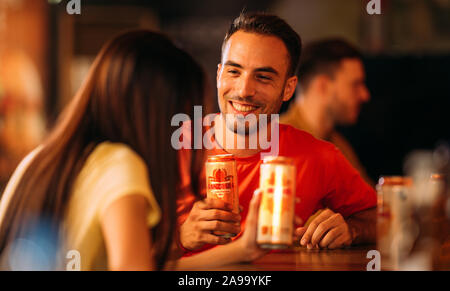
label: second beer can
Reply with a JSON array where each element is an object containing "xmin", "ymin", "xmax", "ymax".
[
  {"xmin": 205, "ymin": 154, "xmax": 239, "ymax": 238},
  {"xmin": 257, "ymin": 156, "xmax": 296, "ymax": 249},
  {"xmin": 376, "ymin": 176, "xmax": 414, "ymax": 269}
]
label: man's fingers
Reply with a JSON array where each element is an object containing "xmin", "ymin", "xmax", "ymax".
[
  {"xmin": 327, "ymin": 234, "xmax": 348, "ymax": 249},
  {"xmin": 295, "ymin": 226, "xmax": 307, "ymax": 237},
  {"xmin": 310, "ymin": 215, "xmax": 341, "ymax": 246},
  {"xmin": 200, "ymin": 209, "xmax": 241, "ymax": 223},
  {"xmin": 199, "ymin": 198, "xmax": 233, "ymax": 211},
  {"xmin": 300, "ymin": 209, "xmax": 333, "ymax": 246},
  {"xmin": 293, "ymin": 227, "xmax": 306, "ymax": 244},
  {"xmin": 318, "ymin": 227, "xmax": 342, "ymax": 248},
  {"xmin": 328, "ymin": 227, "xmax": 352, "ymax": 249},
  {"xmin": 200, "ymin": 220, "xmax": 241, "ymax": 234},
  {"xmin": 201, "ymin": 234, "xmax": 232, "ymax": 245},
  {"xmin": 307, "ymin": 243, "xmax": 315, "ymax": 250}
]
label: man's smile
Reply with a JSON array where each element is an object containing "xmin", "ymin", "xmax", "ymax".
[{"xmin": 228, "ymin": 100, "xmax": 261, "ymax": 116}]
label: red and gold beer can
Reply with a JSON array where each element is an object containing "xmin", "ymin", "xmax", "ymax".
[
  {"xmin": 205, "ymin": 154, "xmax": 239, "ymax": 237},
  {"xmin": 257, "ymin": 156, "xmax": 296, "ymax": 249}
]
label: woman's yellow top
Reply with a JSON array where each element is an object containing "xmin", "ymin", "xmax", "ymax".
[{"xmin": 0, "ymin": 142, "xmax": 161, "ymax": 270}]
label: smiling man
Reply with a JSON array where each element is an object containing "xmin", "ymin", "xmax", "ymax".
[
  {"xmin": 176, "ymin": 12, "xmax": 376, "ymax": 256},
  {"xmin": 217, "ymin": 29, "xmax": 297, "ymax": 138}
]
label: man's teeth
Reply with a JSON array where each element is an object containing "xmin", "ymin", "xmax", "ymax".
[{"xmin": 232, "ymin": 102, "xmax": 257, "ymax": 112}]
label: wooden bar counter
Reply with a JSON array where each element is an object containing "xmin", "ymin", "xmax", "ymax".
[
  {"xmin": 207, "ymin": 242, "xmax": 450, "ymax": 271},
  {"xmin": 208, "ymin": 245, "xmax": 378, "ymax": 271}
]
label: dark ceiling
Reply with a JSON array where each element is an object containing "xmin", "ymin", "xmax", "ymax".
[{"xmin": 81, "ymin": 0, "xmax": 275, "ymax": 19}]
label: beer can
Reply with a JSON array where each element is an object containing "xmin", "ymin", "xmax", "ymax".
[
  {"xmin": 257, "ymin": 156, "xmax": 296, "ymax": 249},
  {"xmin": 205, "ymin": 154, "xmax": 239, "ymax": 238},
  {"xmin": 376, "ymin": 176, "xmax": 413, "ymax": 216},
  {"xmin": 376, "ymin": 176, "xmax": 414, "ymax": 269}
]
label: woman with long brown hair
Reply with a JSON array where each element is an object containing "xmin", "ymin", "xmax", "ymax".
[{"xmin": 0, "ymin": 30, "xmax": 265, "ymax": 270}]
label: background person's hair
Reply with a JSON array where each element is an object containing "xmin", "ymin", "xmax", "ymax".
[
  {"xmin": 222, "ymin": 11, "xmax": 302, "ymax": 77},
  {"xmin": 0, "ymin": 30, "xmax": 207, "ymax": 270},
  {"xmin": 298, "ymin": 38, "xmax": 363, "ymax": 92}
]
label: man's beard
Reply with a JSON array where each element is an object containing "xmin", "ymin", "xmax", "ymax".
[
  {"xmin": 224, "ymin": 113, "xmax": 259, "ymax": 135},
  {"xmin": 330, "ymin": 93, "xmax": 358, "ymax": 126},
  {"xmin": 223, "ymin": 96, "xmax": 283, "ymax": 136}
]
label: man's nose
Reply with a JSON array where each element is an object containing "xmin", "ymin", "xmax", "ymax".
[
  {"xmin": 360, "ymin": 85, "xmax": 370, "ymax": 102},
  {"xmin": 237, "ymin": 74, "xmax": 256, "ymax": 98}
]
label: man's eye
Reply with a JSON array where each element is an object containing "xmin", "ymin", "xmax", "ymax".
[
  {"xmin": 228, "ymin": 70, "xmax": 239, "ymax": 74},
  {"xmin": 257, "ymin": 75, "xmax": 272, "ymax": 81}
]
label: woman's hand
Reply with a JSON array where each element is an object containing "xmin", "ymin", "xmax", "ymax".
[
  {"xmin": 175, "ymin": 189, "xmax": 268, "ymax": 270},
  {"xmin": 235, "ymin": 189, "xmax": 268, "ymax": 262}
]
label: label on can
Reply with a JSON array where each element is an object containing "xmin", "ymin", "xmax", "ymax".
[
  {"xmin": 257, "ymin": 158, "xmax": 296, "ymax": 248},
  {"xmin": 207, "ymin": 167, "xmax": 236, "ymax": 208},
  {"xmin": 205, "ymin": 155, "xmax": 239, "ymax": 238}
]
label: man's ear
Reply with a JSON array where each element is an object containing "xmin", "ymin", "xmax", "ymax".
[
  {"xmin": 216, "ymin": 63, "xmax": 222, "ymax": 88},
  {"xmin": 282, "ymin": 75, "xmax": 298, "ymax": 102}
]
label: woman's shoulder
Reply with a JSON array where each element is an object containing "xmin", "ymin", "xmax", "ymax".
[
  {"xmin": 75, "ymin": 142, "xmax": 150, "ymax": 190},
  {"xmin": 89, "ymin": 142, "xmax": 145, "ymax": 166},
  {"xmin": 82, "ymin": 142, "xmax": 149, "ymax": 179},
  {"xmin": 70, "ymin": 142, "xmax": 159, "ymax": 223}
]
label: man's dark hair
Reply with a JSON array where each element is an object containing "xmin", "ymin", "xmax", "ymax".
[
  {"xmin": 298, "ymin": 38, "xmax": 362, "ymax": 92},
  {"xmin": 222, "ymin": 12, "xmax": 302, "ymax": 77}
]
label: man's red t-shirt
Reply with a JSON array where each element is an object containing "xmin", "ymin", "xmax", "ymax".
[{"xmin": 176, "ymin": 123, "xmax": 376, "ymax": 256}]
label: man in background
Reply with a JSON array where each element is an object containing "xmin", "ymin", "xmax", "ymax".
[{"xmin": 280, "ymin": 39, "xmax": 373, "ymax": 186}]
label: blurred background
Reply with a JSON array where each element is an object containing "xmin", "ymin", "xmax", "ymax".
[{"xmin": 0, "ymin": 0, "xmax": 449, "ymax": 193}]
